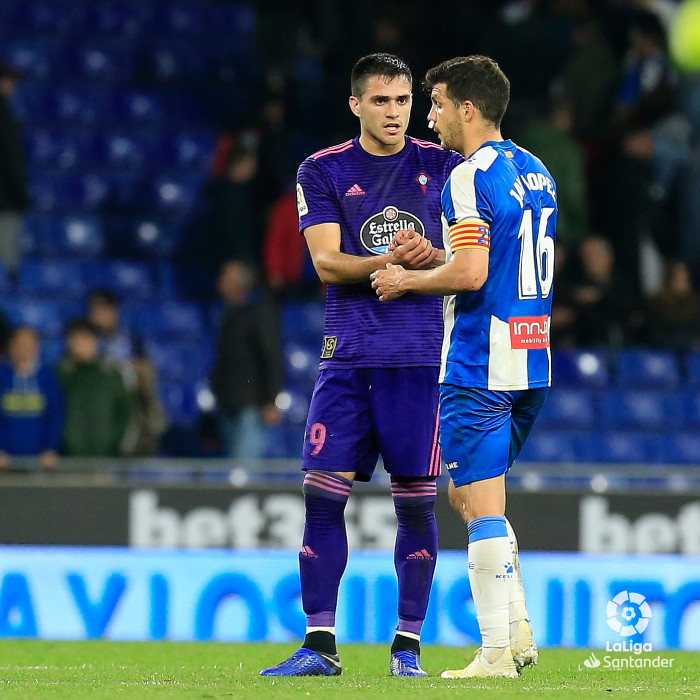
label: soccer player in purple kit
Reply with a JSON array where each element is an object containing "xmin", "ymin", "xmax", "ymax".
[
  {"xmin": 259, "ymin": 53, "xmax": 462, "ymax": 678},
  {"xmin": 372, "ymin": 56, "xmax": 556, "ymax": 678}
]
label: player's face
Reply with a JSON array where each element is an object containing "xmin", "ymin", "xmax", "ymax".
[
  {"xmin": 428, "ymin": 83, "xmax": 462, "ymax": 152},
  {"xmin": 350, "ymin": 75, "xmax": 412, "ymax": 154}
]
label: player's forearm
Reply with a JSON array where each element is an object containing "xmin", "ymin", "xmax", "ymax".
[
  {"xmin": 399, "ymin": 261, "xmax": 485, "ymax": 296},
  {"xmin": 313, "ymin": 250, "xmax": 391, "ymax": 285}
]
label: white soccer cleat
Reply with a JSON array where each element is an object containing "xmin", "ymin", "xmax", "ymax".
[
  {"xmin": 511, "ymin": 620, "xmax": 538, "ymax": 670},
  {"xmin": 441, "ymin": 646, "xmax": 519, "ymax": 679}
]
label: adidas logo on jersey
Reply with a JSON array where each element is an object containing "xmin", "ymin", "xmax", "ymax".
[
  {"xmin": 345, "ymin": 184, "xmax": 366, "ymax": 196},
  {"xmin": 300, "ymin": 546, "xmax": 318, "ymax": 558},
  {"xmin": 406, "ymin": 549, "xmax": 434, "ymax": 560}
]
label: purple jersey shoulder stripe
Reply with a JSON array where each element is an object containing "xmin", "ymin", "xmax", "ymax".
[
  {"xmin": 312, "ymin": 140, "xmax": 355, "ymax": 160},
  {"xmin": 409, "ymin": 137, "xmax": 442, "ymax": 150}
]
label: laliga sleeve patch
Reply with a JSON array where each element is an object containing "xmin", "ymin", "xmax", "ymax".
[
  {"xmin": 296, "ymin": 182, "xmax": 309, "ymax": 217},
  {"xmin": 449, "ymin": 220, "xmax": 490, "ymax": 252}
]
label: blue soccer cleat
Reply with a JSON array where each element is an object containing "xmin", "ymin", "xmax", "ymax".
[
  {"xmin": 390, "ymin": 650, "xmax": 428, "ymax": 677},
  {"xmin": 259, "ymin": 648, "xmax": 342, "ymax": 676}
]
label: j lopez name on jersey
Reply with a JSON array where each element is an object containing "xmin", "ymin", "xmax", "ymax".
[{"xmin": 360, "ymin": 206, "xmax": 425, "ymax": 255}]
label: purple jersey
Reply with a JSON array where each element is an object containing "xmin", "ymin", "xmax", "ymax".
[{"xmin": 297, "ymin": 136, "xmax": 463, "ymax": 369}]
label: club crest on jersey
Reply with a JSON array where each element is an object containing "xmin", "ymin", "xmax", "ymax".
[
  {"xmin": 416, "ymin": 172, "xmax": 430, "ymax": 194},
  {"xmin": 359, "ymin": 206, "xmax": 426, "ymax": 255}
]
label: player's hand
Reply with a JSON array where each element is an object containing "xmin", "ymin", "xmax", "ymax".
[
  {"xmin": 371, "ymin": 263, "xmax": 408, "ymax": 301},
  {"xmin": 390, "ymin": 229, "xmax": 438, "ymax": 269}
]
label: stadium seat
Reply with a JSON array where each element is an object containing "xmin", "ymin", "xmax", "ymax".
[
  {"xmin": 112, "ymin": 89, "xmax": 166, "ymax": 125},
  {"xmin": 125, "ymin": 300, "xmax": 203, "ymax": 340},
  {"xmin": 281, "ymin": 301, "xmax": 326, "ymax": 344},
  {"xmin": 79, "ymin": 1, "xmax": 149, "ymax": 37},
  {"xmin": 10, "ymin": 84, "xmax": 50, "ymax": 123},
  {"xmin": 550, "ymin": 349, "xmax": 609, "ymax": 389},
  {"xmin": 24, "ymin": 129, "xmax": 89, "ymax": 170},
  {"xmin": 95, "ymin": 131, "xmax": 153, "ymax": 170},
  {"xmin": 130, "ymin": 218, "xmax": 188, "ymax": 258},
  {"xmin": 284, "ymin": 342, "xmax": 319, "ymax": 391},
  {"xmin": 3, "ymin": 41, "xmax": 61, "ymax": 81},
  {"xmin": 146, "ymin": 340, "xmax": 214, "ymax": 383},
  {"xmin": 9, "ymin": 1, "xmax": 75, "ymax": 35},
  {"xmin": 44, "ymin": 217, "xmax": 104, "ymax": 257},
  {"xmin": 535, "ymin": 388, "xmax": 596, "ymax": 430},
  {"xmin": 602, "ymin": 390, "xmax": 683, "ymax": 430},
  {"xmin": 49, "ymin": 87, "xmax": 110, "ymax": 125},
  {"xmin": 0, "ymin": 299, "xmax": 82, "ymax": 338},
  {"xmin": 18, "ymin": 259, "xmax": 86, "ymax": 298},
  {"xmin": 685, "ymin": 352, "xmax": 700, "ymax": 388},
  {"xmin": 143, "ymin": 42, "xmax": 208, "ymax": 83},
  {"xmin": 682, "ymin": 391, "xmax": 700, "ymax": 429},
  {"xmin": 0, "ymin": 263, "xmax": 10, "ymax": 295},
  {"xmin": 665, "ymin": 434, "xmax": 700, "ymax": 465},
  {"xmin": 144, "ymin": 174, "xmax": 204, "ymax": 214},
  {"xmin": 614, "ymin": 349, "xmax": 681, "ymax": 389},
  {"xmin": 158, "ymin": 131, "xmax": 216, "ymax": 171},
  {"xmin": 41, "ymin": 338, "xmax": 65, "ymax": 366},
  {"xmin": 159, "ymin": 381, "xmax": 200, "ymax": 425},
  {"xmin": 517, "ymin": 430, "xmax": 593, "ymax": 463},
  {"xmin": 589, "ymin": 433, "xmax": 662, "ymax": 464},
  {"xmin": 84, "ymin": 260, "xmax": 154, "ymax": 299},
  {"xmin": 150, "ymin": 1, "xmax": 207, "ymax": 37},
  {"xmin": 68, "ymin": 43, "xmax": 134, "ymax": 83}
]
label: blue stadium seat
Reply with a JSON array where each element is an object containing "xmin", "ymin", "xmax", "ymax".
[
  {"xmin": 665, "ymin": 434, "xmax": 700, "ymax": 464},
  {"xmin": 146, "ymin": 340, "xmax": 214, "ymax": 383},
  {"xmin": 10, "ymin": 84, "xmax": 50, "ymax": 123},
  {"xmin": 682, "ymin": 391, "xmax": 700, "ymax": 429},
  {"xmin": 145, "ymin": 174, "xmax": 204, "ymax": 214},
  {"xmin": 44, "ymin": 217, "xmax": 104, "ymax": 256},
  {"xmin": 159, "ymin": 381, "xmax": 200, "ymax": 425},
  {"xmin": 159, "ymin": 131, "xmax": 216, "ymax": 171},
  {"xmin": 30, "ymin": 172, "xmax": 67, "ymax": 213},
  {"xmin": 95, "ymin": 131, "xmax": 153, "ymax": 170},
  {"xmin": 589, "ymin": 433, "xmax": 662, "ymax": 464},
  {"xmin": 49, "ymin": 87, "xmax": 110, "ymax": 125},
  {"xmin": 9, "ymin": 1, "xmax": 75, "ymax": 35},
  {"xmin": 19, "ymin": 259, "xmax": 86, "ymax": 298},
  {"xmin": 207, "ymin": 2, "xmax": 255, "ymax": 41},
  {"xmin": 4, "ymin": 41, "xmax": 61, "ymax": 81},
  {"xmin": 68, "ymin": 43, "xmax": 134, "ymax": 83},
  {"xmin": 150, "ymin": 1, "xmax": 207, "ymax": 37},
  {"xmin": 84, "ymin": 260, "xmax": 154, "ymax": 299},
  {"xmin": 31, "ymin": 173, "xmax": 115, "ymax": 214},
  {"xmin": 277, "ymin": 390, "xmax": 311, "ymax": 426},
  {"xmin": 1, "ymin": 299, "xmax": 82, "ymax": 338},
  {"xmin": 112, "ymin": 89, "xmax": 165, "ymax": 124},
  {"xmin": 284, "ymin": 342, "xmax": 319, "ymax": 391},
  {"xmin": 144, "ymin": 43, "xmax": 208, "ymax": 82},
  {"xmin": 24, "ymin": 129, "xmax": 89, "ymax": 170},
  {"xmin": 535, "ymin": 388, "xmax": 596, "ymax": 430},
  {"xmin": 0, "ymin": 263, "xmax": 10, "ymax": 295},
  {"xmin": 518, "ymin": 430, "xmax": 593, "ymax": 463},
  {"xmin": 128, "ymin": 218, "xmax": 188, "ymax": 258},
  {"xmin": 41, "ymin": 338, "xmax": 65, "ymax": 366},
  {"xmin": 686, "ymin": 352, "xmax": 700, "ymax": 388},
  {"xmin": 550, "ymin": 349, "xmax": 609, "ymax": 389},
  {"xmin": 125, "ymin": 301, "xmax": 203, "ymax": 340},
  {"xmin": 614, "ymin": 349, "xmax": 681, "ymax": 389},
  {"xmin": 281, "ymin": 301, "xmax": 325, "ymax": 344},
  {"xmin": 79, "ymin": 1, "xmax": 149, "ymax": 37},
  {"xmin": 602, "ymin": 390, "xmax": 683, "ymax": 430}
]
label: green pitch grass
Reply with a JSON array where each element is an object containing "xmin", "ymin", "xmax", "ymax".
[{"xmin": 0, "ymin": 640, "xmax": 696, "ymax": 699}]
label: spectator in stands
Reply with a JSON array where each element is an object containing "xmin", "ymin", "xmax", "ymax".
[
  {"xmin": 0, "ymin": 326, "xmax": 62, "ymax": 470},
  {"xmin": 58, "ymin": 318, "xmax": 129, "ymax": 457},
  {"xmin": 211, "ymin": 260, "xmax": 283, "ymax": 460},
  {"xmin": 87, "ymin": 289, "xmax": 135, "ymax": 370},
  {"xmin": 204, "ymin": 144, "xmax": 260, "ymax": 272},
  {"xmin": 518, "ymin": 100, "xmax": 588, "ymax": 243},
  {"xmin": 87, "ymin": 289, "xmax": 166, "ymax": 456},
  {"xmin": 0, "ymin": 62, "xmax": 29, "ymax": 278},
  {"xmin": 263, "ymin": 184, "xmax": 318, "ymax": 297},
  {"xmin": 644, "ymin": 260, "xmax": 700, "ymax": 349},
  {"xmin": 571, "ymin": 236, "xmax": 640, "ymax": 346}
]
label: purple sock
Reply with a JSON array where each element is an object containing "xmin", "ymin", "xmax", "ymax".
[
  {"xmin": 299, "ymin": 471, "xmax": 353, "ymax": 628},
  {"xmin": 391, "ymin": 478, "xmax": 438, "ymax": 637}
]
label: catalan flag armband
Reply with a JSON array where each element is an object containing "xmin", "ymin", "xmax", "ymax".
[{"xmin": 449, "ymin": 220, "xmax": 490, "ymax": 252}]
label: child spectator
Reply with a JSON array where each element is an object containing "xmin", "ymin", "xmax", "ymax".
[{"xmin": 0, "ymin": 326, "xmax": 62, "ymax": 470}]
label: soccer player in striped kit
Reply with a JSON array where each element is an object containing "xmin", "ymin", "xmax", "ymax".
[
  {"xmin": 260, "ymin": 53, "xmax": 462, "ymax": 678},
  {"xmin": 372, "ymin": 55, "xmax": 557, "ymax": 678}
]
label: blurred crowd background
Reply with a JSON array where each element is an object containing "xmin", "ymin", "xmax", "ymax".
[{"xmin": 0, "ymin": 0, "xmax": 699, "ymax": 467}]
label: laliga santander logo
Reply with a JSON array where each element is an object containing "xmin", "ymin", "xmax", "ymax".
[{"xmin": 606, "ymin": 591, "xmax": 652, "ymax": 637}]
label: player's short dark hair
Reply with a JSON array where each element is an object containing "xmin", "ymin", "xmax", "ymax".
[
  {"xmin": 424, "ymin": 56, "xmax": 510, "ymax": 127},
  {"xmin": 351, "ymin": 53, "xmax": 412, "ymax": 98}
]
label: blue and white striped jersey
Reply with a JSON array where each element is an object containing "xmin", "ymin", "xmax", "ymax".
[{"xmin": 439, "ymin": 139, "xmax": 557, "ymax": 390}]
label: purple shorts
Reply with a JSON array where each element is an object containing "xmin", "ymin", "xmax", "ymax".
[{"xmin": 302, "ymin": 367, "xmax": 442, "ymax": 481}]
